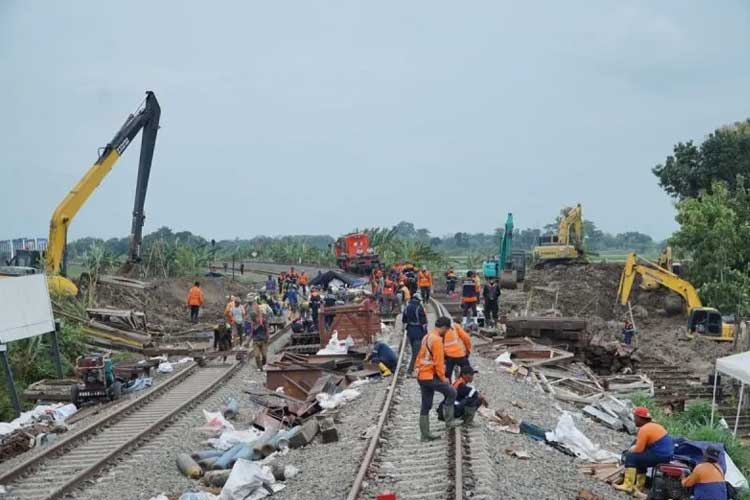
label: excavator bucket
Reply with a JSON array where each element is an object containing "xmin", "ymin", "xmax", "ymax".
[{"xmin": 500, "ymin": 269, "xmax": 517, "ymax": 289}]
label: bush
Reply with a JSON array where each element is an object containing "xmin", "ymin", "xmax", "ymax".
[{"xmin": 0, "ymin": 321, "xmax": 85, "ymax": 422}]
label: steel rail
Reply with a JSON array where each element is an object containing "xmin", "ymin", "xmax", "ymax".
[
  {"xmin": 433, "ymin": 298, "xmax": 463, "ymax": 500},
  {"xmin": 346, "ymin": 298, "xmax": 463, "ymax": 500},
  {"xmin": 1, "ymin": 324, "xmax": 292, "ymax": 500}
]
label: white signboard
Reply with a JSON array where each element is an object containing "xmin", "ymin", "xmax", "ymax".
[{"xmin": 0, "ymin": 274, "xmax": 55, "ymax": 343}]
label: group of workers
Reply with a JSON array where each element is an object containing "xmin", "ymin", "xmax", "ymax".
[
  {"xmin": 374, "ymin": 263, "xmax": 505, "ymax": 330},
  {"xmin": 190, "ymin": 265, "xmax": 730, "ymax": 499},
  {"xmin": 410, "ymin": 310, "xmax": 486, "ymax": 440},
  {"xmin": 186, "ymin": 268, "xmax": 319, "ymax": 371},
  {"xmin": 371, "ymin": 262, "xmax": 434, "ymax": 316},
  {"xmin": 615, "ymin": 406, "xmax": 728, "ymax": 499}
]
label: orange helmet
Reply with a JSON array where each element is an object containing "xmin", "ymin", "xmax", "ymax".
[{"xmin": 633, "ymin": 407, "xmax": 651, "ymax": 419}]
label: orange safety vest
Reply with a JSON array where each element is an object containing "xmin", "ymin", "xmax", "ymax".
[
  {"xmin": 187, "ymin": 286, "xmax": 204, "ymax": 306},
  {"xmin": 224, "ymin": 300, "xmax": 236, "ymax": 324},
  {"xmin": 417, "ymin": 271, "xmax": 432, "ymax": 288},
  {"xmin": 415, "ymin": 331, "xmax": 446, "ymax": 381},
  {"xmin": 461, "ymin": 278, "xmax": 480, "ymax": 303},
  {"xmin": 299, "ymin": 273, "xmax": 309, "ymax": 285},
  {"xmin": 443, "ymin": 324, "xmax": 471, "ymax": 358}
]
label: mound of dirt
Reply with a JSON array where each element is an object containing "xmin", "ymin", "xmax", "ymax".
[
  {"xmin": 525, "ymin": 263, "xmax": 623, "ymax": 320},
  {"xmin": 522, "ymin": 263, "xmax": 737, "ymax": 373},
  {"xmin": 94, "ymin": 275, "xmax": 259, "ymax": 334}
]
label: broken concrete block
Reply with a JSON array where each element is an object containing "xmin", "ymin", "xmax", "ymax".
[{"xmin": 289, "ymin": 418, "xmax": 319, "ymax": 448}]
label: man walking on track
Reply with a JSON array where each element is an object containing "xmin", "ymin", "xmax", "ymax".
[
  {"xmin": 414, "ymin": 316, "xmax": 462, "ymax": 441},
  {"xmin": 186, "ymin": 282, "xmax": 204, "ymax": 324},
  {"xmin": 482, "ymin": 278, "xmax": 501, "ymax": 327},
  {"xmin": 461, "ymin": 271, "xmax": 480, "ymax": 324},
  {"xmin": 417, "ymin": 267, "xmax": 433, "ymax": 302},
  {"xmin": 402, "ymin": 293, "xmax": 428, "ymax": 372}
]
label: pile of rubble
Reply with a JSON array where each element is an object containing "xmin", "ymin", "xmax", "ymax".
[
  {"xmin": 155, "ymin": 297, "xmax": 387, "ymax": 499},
  {"xmin": 0, "ymin": 403, "xmax": 76, "ymax": 463}
]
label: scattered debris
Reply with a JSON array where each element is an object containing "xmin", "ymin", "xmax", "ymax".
[
  {"xmin": 577, "ymin": 463, "xmax": 624, "ymax": 484},
  {"xmin": 545, "ymin": 413, "xmax": 619, "ymax": 463},
  {"xmin": 504, "ymin": 447, "xmax": 530, "ymax": 459},
  {"xmin": 576, "ymin": 488, "xmax": 606, "ymax": 500}
]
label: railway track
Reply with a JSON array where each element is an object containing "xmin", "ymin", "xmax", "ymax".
[
  {"xmin": 0, "ymin": 327, "xmax": 292, "ymax": 500},
  {"xmin": 347, "ymin": 299, "xmax": 467, "ymax": 500}
]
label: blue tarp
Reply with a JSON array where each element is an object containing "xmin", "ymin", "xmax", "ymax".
[{"xmin": 673, "ymin": 437, "xmax": 727, "ymax": 473}]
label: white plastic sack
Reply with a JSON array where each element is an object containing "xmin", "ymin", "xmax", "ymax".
[
  {"xmin": 148, "ymin": 495, "xmax": 172, "ymax": 500},
  {"xmin": 53, "ymin": 403, "xmax": 77, "ymax": 421},
  {"xmin": 178, "ymin": 493, "xmax": 218, "ymax": 500},
  {"xmin": 158, "ymin": 361, "xmax": 174, "ymax": 373},
  {"xmin": 545, "ymin": 412, "xmax": 619, "ymax": 463},
  {"xmin": 316, "ymin": 331, "xmax": 349, "ymax": 355},
  {"xmin": 207, "ymin": 428, "xmax": 263, "ymax": 451},
  {"xmin": 316, "ymin": 389, "xmax": 360, "ymax": 410},
  {"xmin": 201, "ymin": 410, "xmax": 235, "ymax": 434},
  {"xmin": 218, "ymin": 459, "xmax": 284, "ymax": 500},
  {"xmin": 494, "ymin": 352, "xmax": 512, "ymax": 365},
  {"xmin": 175, "ymin": 357, "xmax": 194, "ymax": 364},
  {"xmin": 349, "ymin": 379, "xmax": 371, "ymax": 389}
]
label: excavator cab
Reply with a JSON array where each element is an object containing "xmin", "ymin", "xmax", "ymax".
[{"xmin": 687, "ymin": 308, "xmax": 734, "ymax": 341}]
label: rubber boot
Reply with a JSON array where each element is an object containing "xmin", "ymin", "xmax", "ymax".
[
  {"xmin": 462, "ymin": 407, "xmax": 477, "ymax": 427},
  {"xmin": 632, "ymin": 474, "xmax": 648, "ymax": 499},
  {"xmin": 614, "ymin": 467, "xmax": 637, "ymax": 493},
  {"xmin": 444, "ymin": 405, "xmax": 463, "ymax": 429},
  {"xmin": 419, "ymin": 415, "xmax": 439, "ymax": 441}
]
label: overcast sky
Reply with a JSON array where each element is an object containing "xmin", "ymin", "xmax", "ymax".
[{"xmin": 2, "ymin": 1, "xmax": 749, "ymax": 242}]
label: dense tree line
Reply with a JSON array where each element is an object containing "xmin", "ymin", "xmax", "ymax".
[{"xmin": 654, "ymin": 120, "xmax": 750, "ymax": 315}]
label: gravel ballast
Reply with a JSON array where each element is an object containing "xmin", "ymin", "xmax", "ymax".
[{"xmin": 468, "ymin": 346, "xmax": 634, "ymax": 499}]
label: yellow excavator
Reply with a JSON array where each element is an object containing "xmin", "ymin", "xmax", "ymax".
[
  {"xmin": 640, "ymin": 246, "xmax": 682, "ymax": 290},
  {"xmin": 617, "ymin": 252, "xmax": 734, "ymax": 341},
  {"xmin": 1, "ymin": 91, "xmax": 161, "ymax": 295},
  {"xmin": 533, "ymin": 203, "xmax": 586, "ymax": 267}
]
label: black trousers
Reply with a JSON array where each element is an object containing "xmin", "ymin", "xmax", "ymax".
[
  {"xmin": 462, "ymin": 301, "xmax": 478, "ymax": 317},
  {"xmin": 311, "ymin": 307, "xmax": 319, "ymax": 329},
  {"xmin": 418, "ymin": 377, "xmax": 456, "ymax": 416},
  {"xmin": 484, "ymin": 300, "xmax": 498, "ymax": 322},
  {"xmin": 445, "ymin": 355, "xmax": 469, "ymax": 382},
  {"xmin": 190, "ymin": 305, "xmax": 200, "ymax": 323},
  {"xmin": 420, "ymin": 287, "xmax": 431, "ymax": 302},
  {"xmin": 406, "ymin": 334, "xmax": 423, "ymax": 372}
]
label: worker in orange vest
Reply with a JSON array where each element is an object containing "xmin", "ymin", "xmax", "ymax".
[
  {"xmin": 224, "ymin": 295, "xmax": 237, "ymax": 325},
  {"xmin": 417, "ymin": 268, "xmax": 433, "ymax": 302},
  {"xmin": 443, "ymin": 321, "xmax": 472, "ymax": 381},
  {"xmin": 381, "ymin": 278, "xmax": 396, "ymax": 316},
  {"xmin": 186, "ymin": 281, "xmax": 204, "ymax": 324},
  {"xmin": 298, "ymin": 272, "xmax": 309, "ymax": 297},
  {"xmin": 461, "ymin": 271, "xmax": 481, "ymax": 325},
  {"xmin": 414, "ymin": 316, "xmax": 461, "ymax": 440}
]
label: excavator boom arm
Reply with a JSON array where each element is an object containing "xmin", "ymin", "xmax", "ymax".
[
  {"xmin": 617, "ymin": 252, "xmax": 703, "ymax": 311},
  {"xmin": 498, "ymin": 213, "xmax": 514, "ymax": 269},
  {"xmin": 557, "ymin": 204, "xmax": 583, "ymax": 248},
  {"xmin": 46, "ymin": 91, "xmax": 160, "ymax": 275}
]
